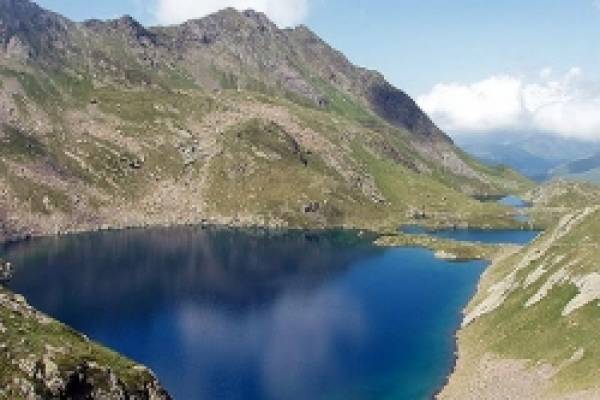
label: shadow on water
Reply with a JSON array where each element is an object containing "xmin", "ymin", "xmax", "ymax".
[{"xmin": 3, "ymin": 226, "xmax": 487, "ymax": 400}]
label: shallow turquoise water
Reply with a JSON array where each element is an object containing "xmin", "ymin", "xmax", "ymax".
[{"xmin": 4, "ymin": 227, "xmax": 489, "ymax": 400}]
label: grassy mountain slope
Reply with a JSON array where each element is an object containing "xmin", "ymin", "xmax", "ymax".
[
  {"xmin": 0, "ymin": 0, "xmax": 530, "ymax": 242},
  {"xmin": 440, "ymin": 181, "xmax": 600, "ymax": 399}
]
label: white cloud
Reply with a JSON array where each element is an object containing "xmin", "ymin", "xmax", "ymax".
[
  {"xmin": 417, "ymin": 68, "xmax": 600, "ymax": 141},
  {"xmin": 153, "ymin": 0, "xmax": 309, "ymax": 27}
]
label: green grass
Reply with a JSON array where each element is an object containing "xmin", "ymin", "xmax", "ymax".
[
  {"xmin": 462, "ymin": 207, "xmax": 600, "ymax": 394},
  {"xmin": 0, "ymin": 49, "xmax": 532, "ymax": 236},
  {"xmin": 376, "ymin": 233, "xmax": 501, "ymax": 261},
  {"xmin": 205, "ymin": 118, "xmax": 386, "ymax": 227},
  {"xmin": 6, "ymin": 174, "xmax": 72, "ymax": 214},
  {"xmin": 311, "ymin": 77, "xmax": 380, "ymax": 125}
]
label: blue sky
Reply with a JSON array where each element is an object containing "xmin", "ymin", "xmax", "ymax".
[{"xmin": 34, "ymin": 0, "xmax": 600, "ymax": 139}]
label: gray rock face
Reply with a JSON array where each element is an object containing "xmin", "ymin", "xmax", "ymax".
[
  {"xmin": 21, "ymin": 359, "xmax": 172, "ymax": 399},
  {"xmin": 367, "ymin": 79, "xmax": 450, "ymax": 142},
  {"xmin": 0, "ymin": 259, "xmax": 12, "ymax": 282},
  {"xmin": 0, "ymin": 0, "xmax": 72, "ymax": 61}
]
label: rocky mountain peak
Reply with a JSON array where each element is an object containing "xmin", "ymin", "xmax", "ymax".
[
  {"xmin": 114, "ymin": 14, "xmax": 144, "ymax": 31},
  {"xmin": 0, "ymin": 0, "xmax": 71, "ymax": 60},
  {"xmin": 187, "ymin": 7, "xmax": 278, "ymax": 30},
  {"xmin": 111, "ymin": 15, "xmax": 157, "ymax": 46},
  {"xmin": 0, "ymin": 1, "xmax": 449, "ymax": 142},
  {"xmin": 172, "ymin": 7, "xmax": 283, "ymax": 47}
]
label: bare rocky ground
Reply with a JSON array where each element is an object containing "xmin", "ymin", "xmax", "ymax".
[{"xmin": 440, "ymin": 352, "xmax": 599, "ymax": 400}]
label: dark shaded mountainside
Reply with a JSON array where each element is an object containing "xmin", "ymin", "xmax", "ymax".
[{"xmin": 0, "ymin": 0, "xmax": 530, "ymax": 241}]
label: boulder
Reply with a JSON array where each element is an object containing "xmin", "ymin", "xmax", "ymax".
[
  {"xmin": 0, "ymin": 259, "xmax": 13, "ymax": 282},
  {"xmin": 303, "ymin": 201, "xmax": 320, "ymax": 213}
]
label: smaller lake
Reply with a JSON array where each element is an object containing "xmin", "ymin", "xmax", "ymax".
[
  {"xmin": 498, "ymin": 195, "xmax": 531, "ymax": 208},
  {"xmin": 473, "ymin": 194, "xmax": 531, "ymax": 208},
  {"xmin": 400, "ymin": 226, "xmax": 539, "ymax": 245},
  {"xmin": 440, "ymin": 229, "xmax": 536, "ymax": 244},
  {"xmin": 499, "ymin": 195, "xmax": 532, "ymax": 223},
  {"xmin": 400, "ymin": 195, "xmax": 539, "ymax": 245}
]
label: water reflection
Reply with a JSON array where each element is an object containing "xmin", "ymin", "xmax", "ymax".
[
  {"xmin": 3, "ymin": 228, "xmax": 375, "ymax": 321},
  {"xmin": 4, "ymin": 227, "xmax": 486, "ymax": 400}
]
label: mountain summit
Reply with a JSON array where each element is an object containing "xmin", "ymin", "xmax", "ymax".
[
  {"xmin": 0, "ymin": 0, "xmax": 528, "ymax": 241},
  {"xmin": 2, "ymin": 2, "xmax": 445, "ymax": 140}
]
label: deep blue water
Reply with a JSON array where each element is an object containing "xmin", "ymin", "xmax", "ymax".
[{"xmin": 3, "ymin": 227, "xmax": 488, "ymax": 400}]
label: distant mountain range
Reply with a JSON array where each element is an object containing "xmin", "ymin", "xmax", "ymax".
[
  {"xmin": 551, "ymin": 150, "xmax": 600, "ymax": 183},
  {"xmin": 454, "ymin": 132, "xmax": 600, "ymax": 181}
]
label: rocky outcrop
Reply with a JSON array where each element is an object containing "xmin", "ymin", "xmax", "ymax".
[
  {"xmin": 0, "ymin": 0, "xmax": 73, "ymax": 61},
  {"xmin": 0, "ymin": 259, "xmax": 12, "ymax": 282},
  {"xmin": 0, "ymin": 287, "xmax": 172, "ymax": 399},
  {"xmin": 366, "ymin": 79, "xmax": 450, "ymax": 142}
]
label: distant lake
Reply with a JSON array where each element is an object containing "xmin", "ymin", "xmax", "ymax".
[
  {"xmin": 497, "ymin": 195, "xmax": 531, "ymax": 208},
  {"xmin": 3, "ymin": 227, "xmax": 489, "ymax": 400},
  {"xmin": 473, "ymin": 194, "xmax": 530, "ymax": 208},
  {"xmin": 401, "ymin": 195, "xmax": 538, "ymax": 244},
  {"xmin": 400, "ymin": 225, "xmax": 539, "ymax": 245}
]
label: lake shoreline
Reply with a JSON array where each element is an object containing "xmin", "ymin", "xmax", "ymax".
[
  {"xmin": 0, "ymin": 191, "xmax": 538, "ymax": 247},
  {"xmin": 438, "ymin": 205, "xmax": 600, "ymax": 399},
  {"xmin": 2, "ymin": 224, "xmax": 502, "ymax": 399},
  {"xmin": 0, "ymin": 283, "xmax": 172, "ymax": 398},
  {"xmin": 434, "ymin": 246, "xmax": 521, "ymax": 400},
  {"xmin": 2, "ymin": 216, "xmax": 540, "ymax": 399}
]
